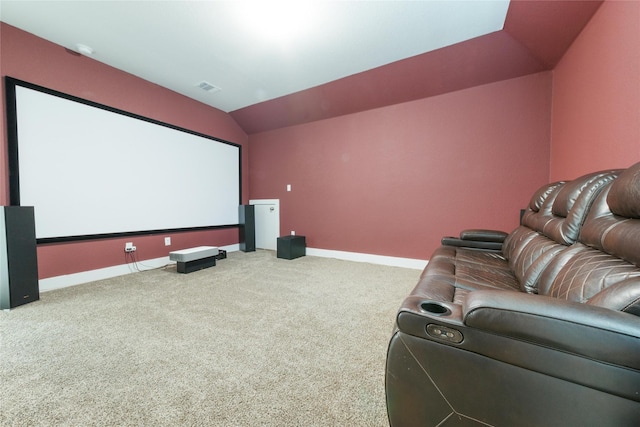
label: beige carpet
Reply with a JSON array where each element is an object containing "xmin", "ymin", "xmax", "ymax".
[{"xmin": 0, "ymin": 250, "xmax": 418, "ymax": 426}]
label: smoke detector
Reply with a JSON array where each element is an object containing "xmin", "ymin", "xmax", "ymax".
[{"xmin": 196, "ymin": 81, "xmax": 221, "ymax": 93}]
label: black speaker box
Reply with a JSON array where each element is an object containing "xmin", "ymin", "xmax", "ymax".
[
  {"xmin": 0, "ymin": 206, "xmax": 39, "ymax": 309},
  {"xmin": 238, "ymin": 205, "xmax": 255, "ymax": 252},
  {"xmin": 277, "ymin": 235, "xmax": 306, "ymax": 260}
]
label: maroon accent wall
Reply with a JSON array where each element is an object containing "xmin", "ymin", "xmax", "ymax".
[
  {"xmin": 549, "ymin": 0, "xmax": 640, "ymax": 180},
  {"xmin": 0, "ymin": 23, "xmax": 249, "ymax": 279},
  {"xmin": 248, "ymin": 73, "xmax": 552, "ymax": 259}
]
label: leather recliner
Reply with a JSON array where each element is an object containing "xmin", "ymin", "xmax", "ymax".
[{"xmin": 385, "ymin": 162, "xmax": 640, "ymax": 426}]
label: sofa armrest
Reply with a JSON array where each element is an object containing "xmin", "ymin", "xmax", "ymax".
[
  {"xmin": 440, "ymin": 237, "xmax": 503, "ymax": 250},
  {"xmin": 441, "ymin": 229, "xmax": 507, "ymax": 251},
  {"xmin": 463, "ymin": 290, "xmax": 640, "ymax": 370},
  {"xmin": 459, "ymin": 229, "xmax": 508, "ymax": 242}
]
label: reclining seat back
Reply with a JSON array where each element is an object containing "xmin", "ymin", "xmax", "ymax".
[
  {"xmin": 443, "ymin": 182, "xmax": 568, "ymax": 293},
  {"xmin": 504, "ymin": 170, "xmax": 620, "ymax": 293},
  {"xmin": 444, "ymin": 181, "xmax": 565, "ymax": 270},
  {"xmin": 501, "ymin": 181, "xmax": 565, "ymax": 269},
  {"xmin": 537, "ymin": 163, "xmax": 640, "ymax": 315}
]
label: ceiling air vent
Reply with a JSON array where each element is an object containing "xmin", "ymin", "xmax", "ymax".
[{"xmin": 196, "ymin": 81, "xmax": 221, "ymax": 93}]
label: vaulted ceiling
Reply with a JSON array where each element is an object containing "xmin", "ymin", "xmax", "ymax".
[
  {"xmin": 1, "ymin": 1, "xmax": 602, "ymax": 134},
  {"xmin": 230, "ymin": 0, "xmax": 603, "ymax": 133}
]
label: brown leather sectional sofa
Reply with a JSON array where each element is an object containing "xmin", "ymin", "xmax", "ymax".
[{"xmin": 385, "ymin": 162, "xmax": 640, "ymax": 426}]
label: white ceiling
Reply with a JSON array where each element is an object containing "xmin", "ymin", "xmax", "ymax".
[{"xmin": 0, "ymin": 1, "xmax": 510, "ymax": 113}]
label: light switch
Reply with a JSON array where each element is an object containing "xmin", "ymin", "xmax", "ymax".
[{"xmin": 287, "ymin": 184, "xmax": 291, "ymax": 192}]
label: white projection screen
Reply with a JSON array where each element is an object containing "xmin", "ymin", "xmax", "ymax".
[{"xmin": 6, "ymin": 78, "xmax": 241, "ymax": 242}]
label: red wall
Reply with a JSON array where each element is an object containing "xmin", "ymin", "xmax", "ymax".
[
  {"xmin": 249, "ymin": 73, "xmax": 552, "ymax": 260},
  {"xmin": 4, "ymin": 0, "xmax": 635, "ymax": 278},
  {"xmin": 0, "ymin": 23, "xmax": 249, "ymax": 279},
  {"xmin": 549, "ymin": 0, "xmax": 640, "ymax": 180}
]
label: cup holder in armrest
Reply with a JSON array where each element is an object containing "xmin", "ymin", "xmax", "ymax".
[{"xmin": 420, "ymin": 301, "xmax": 451, "ymax": 316}]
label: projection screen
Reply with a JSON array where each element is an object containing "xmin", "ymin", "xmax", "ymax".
[{"xmin": 5, "ymin": 78, "xmax": 241, "ymax": 242}]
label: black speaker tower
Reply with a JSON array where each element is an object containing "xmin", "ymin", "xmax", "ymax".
[
  {"xmin": 238, "ymin": 205, "xmax": 255, "ymax": 252},
  {"xmin": 1, "ymin": 206, "xmax": 39, "ymax": 309}
]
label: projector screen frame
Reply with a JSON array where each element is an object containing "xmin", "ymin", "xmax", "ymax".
[{"xmin": 4, "ymin": 76, "xmax": 242, "ymax": 244}]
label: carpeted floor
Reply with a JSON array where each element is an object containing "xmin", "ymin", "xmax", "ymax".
[{"xmin": 0, "ymin": 250, "xmax": 419, "ymax": 426}]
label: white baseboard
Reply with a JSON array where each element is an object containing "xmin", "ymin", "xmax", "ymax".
[
  {"xmin": 39, "ymin": 244, "xmax": 424, "ymax": 292},
  {"xmin": 39, "ymin": 244, "xmax": 239, "ymax": 292},
  {"xmin": 39, "ymin": 257, "xmax": 171, "ymax": 292},
  {"xmin": 306, "ymin": 247, "xmax": 427, "ymax": 270}
]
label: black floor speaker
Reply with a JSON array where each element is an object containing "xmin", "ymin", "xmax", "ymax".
[
  {"xmin": 238, "ymin": 205, "xmax": 255, "ymax": 252},
  {"xmin": 0, "ymin": 206, "xmax": 39, "ymax": 309}
]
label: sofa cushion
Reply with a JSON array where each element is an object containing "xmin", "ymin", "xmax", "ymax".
[
  {"xmin": 419, "ymin": 247, "xmax": 518, "ymax": 293},
  {"xmin": 538, "ymin": 243, "xmax": 640, "ymax": 303}
]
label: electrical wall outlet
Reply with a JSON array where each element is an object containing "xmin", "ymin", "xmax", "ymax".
[
  {"xmin": 291, "ymin": 230, "xmax": 295, "ymax": 235},
  {"xmin": 124, "ymin": 242, "xmax": 136, "ymax": 253},
  {"xmin": 164, "ymin": 237, "xmax": 171, "ymax": 246}
]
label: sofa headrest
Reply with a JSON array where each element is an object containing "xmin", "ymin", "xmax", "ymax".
[
  {"xmin": 541, "ymin": 170, "xmax": 620, "ymax": 245},
  {"xmin": 607, "ymin": 162, "xmax": 640, "ymax": 219},
  {"xmin": 521, "ymin": 182, "xmax": 565, "ymax": 232},
  {"xmin": 529, "ymin": 181, "xmax": 565, "ymax": 212},
  {"xmin": 579, "ymin": 163, "xmax": 640, "ymax": 267},
  {"xmin": 551, "ymin": 170, "xmax": 620, "ymax": 218}
]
